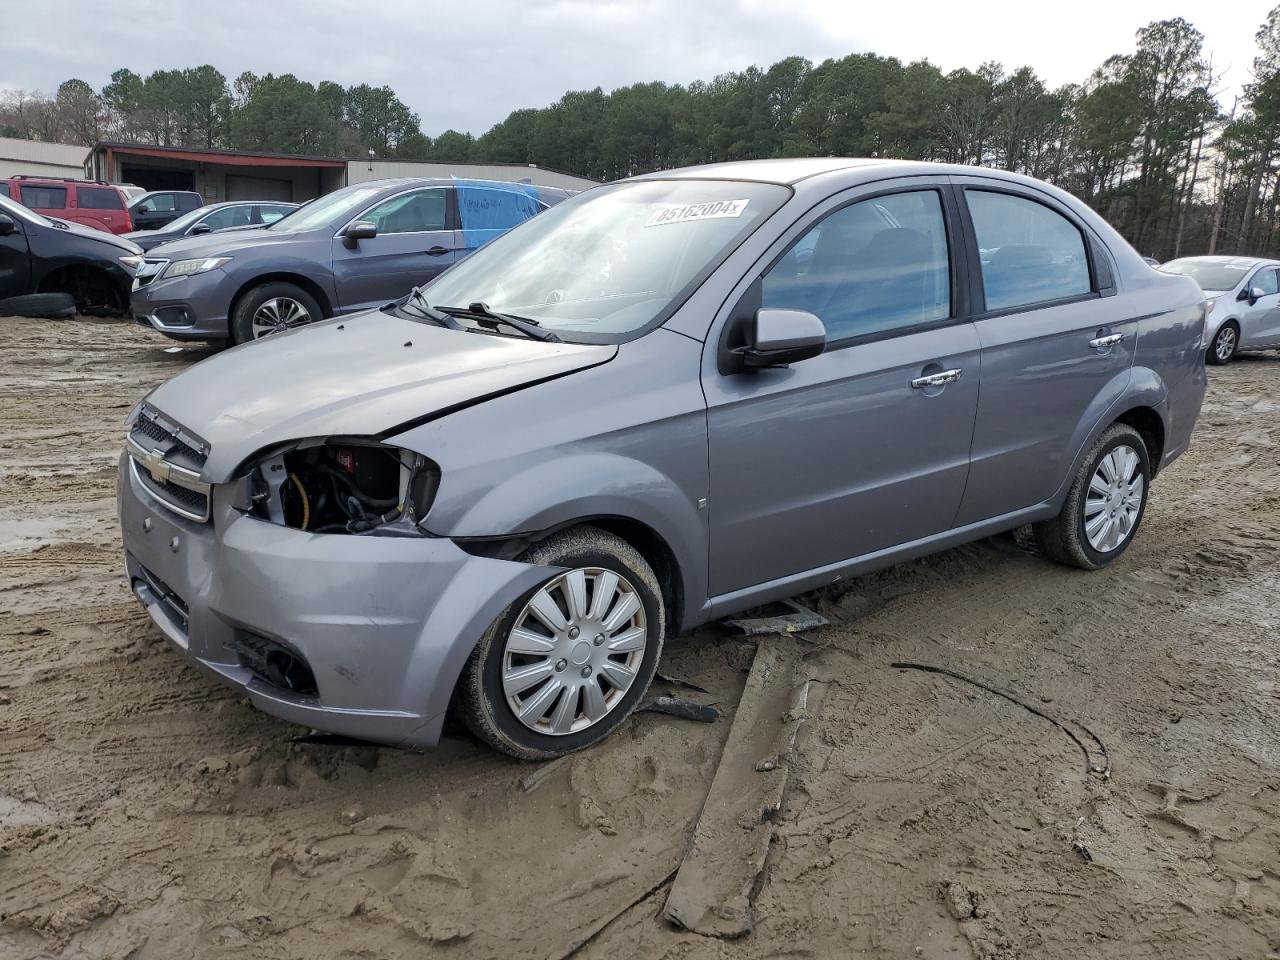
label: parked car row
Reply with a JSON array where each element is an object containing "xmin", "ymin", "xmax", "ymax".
[
  {"xmin": 0, "ymin": 176, "xmax": 202, "ymax": 236},
  {"xmin": 119, "ymin": 158, "xmax": 1209, "ymax": 758}
]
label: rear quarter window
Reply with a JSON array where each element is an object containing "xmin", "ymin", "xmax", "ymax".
[
  {"xmin": 0, "ymin": 182, "xmax": 9, "ymax": 198},
  {"xmin": 20, "ymin": 185, "xmax": 67, "ymax": 209},
  {"xmin": 78, "ymin": 187, "xmax": 124, "ymax": 210}
]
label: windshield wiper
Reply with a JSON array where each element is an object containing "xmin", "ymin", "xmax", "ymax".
[
  {"xmin": 397, "ymin": 287, "xmax": 464, "ymax": 330},
  {"xmin": 437, "ymin": 301, "xmax": 561, "ymax": 343}
]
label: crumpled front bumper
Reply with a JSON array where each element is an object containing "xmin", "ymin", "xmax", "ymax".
[{"xmin": 118, "ymin": 452, "xmax": 555, "ymax": 748}]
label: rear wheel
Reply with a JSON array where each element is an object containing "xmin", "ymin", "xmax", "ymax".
[
  {"xmin": 457, "ymin": 527, "xmax": 665, "ymax": 759},
  {"xmin": 1207, "ymin": 321, "xmax": 1238, "ymax": 365},
  {"xmin": 1034, "ymin": 423, "xmax": 1150, "ymax": 570},
  {"xmin": 230, "ymin": 282, "xmax": 323, "ymax": 344}
]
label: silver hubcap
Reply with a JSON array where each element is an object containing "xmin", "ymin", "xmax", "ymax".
[
  {"xmin": 1215, "ymin": 327, "xmax": 1236, "ymax": 361},
  {"xmin": 1085, "ymin": 444, "xmax": 1144, "ymax": 553},
  {"xmin": 251, "ymin": 297, "xmax": 311, "ymax": 339},
  {"xmin": 502, "ymin": 567, "xmax": 647, "ymax": 736}
]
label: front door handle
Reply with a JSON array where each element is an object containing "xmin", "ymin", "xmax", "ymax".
[
  {"xmin": 424, "ymin": 246, "xmax": 451, "ymax": 256},
  {"xmin": 910, "ymin": 368, "xmax": 963, "ymax": 389},
  {"xmin": 1089, "ymin": 332, "xmax": 1125, "ymax": 349}
]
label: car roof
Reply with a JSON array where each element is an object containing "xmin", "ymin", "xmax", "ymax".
[
  {"xmin": 631, "ymin": 157, "xmax": 897, "ymax": 185},
  {"xmin": 1165, "ymin": 255, "xmax": 1278, "ymax": 267}
]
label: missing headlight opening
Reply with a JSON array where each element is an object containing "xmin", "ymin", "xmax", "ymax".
[{"xmin": 248, "ymin": 441, "xmax": 438, "ymax": 535}]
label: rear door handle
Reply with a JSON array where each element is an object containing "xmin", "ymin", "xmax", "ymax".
[
  {"xmin": 910, "ymin": 368, "xmax": 963, "ymax": 389},
  {"xmin": 424, "ymin": 246, "xmax": 451, "ymax": 256},
  {"xmin": 1089, "ymin": 332, "xmax": 1125, "ymax": 349}
]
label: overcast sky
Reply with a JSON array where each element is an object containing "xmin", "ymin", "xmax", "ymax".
[{"xmin": 0, "ymin": 0, "xmax": 1269, "ymax": 136}]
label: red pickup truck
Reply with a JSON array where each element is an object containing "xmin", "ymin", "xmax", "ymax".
[{"xmin": 0, "ymin": 177, "xmax": 133, "ymax": 234}]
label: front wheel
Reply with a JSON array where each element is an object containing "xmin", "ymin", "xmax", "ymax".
[
  {"xmin": 230, "ymin": 282, "xmax": 323, "ymax": 344},
  {"xmin": 1034, "ymin": 423, "xmax": 1150, "ymax": 570},
  {"xmin": 457, "ymin": 527, "xmax": 665, "ymax": 759},
  {"xmin": 1207, "ymin": 321, "xmax": 1239, "ymax": 365}
]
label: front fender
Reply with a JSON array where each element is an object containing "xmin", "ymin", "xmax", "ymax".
[{"xmin": 441, "ymin": 451, "xmax": 709, "ymax": 628}]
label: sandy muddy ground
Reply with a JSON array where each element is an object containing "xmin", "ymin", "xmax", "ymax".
[{"xmin": 0, "ymin": 315, "xmax": 1277, "ymax": 960}]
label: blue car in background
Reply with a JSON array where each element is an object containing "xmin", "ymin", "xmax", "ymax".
[{"xmin": 128, "ymin": 178, "xmax": 574, "ymax": 344}]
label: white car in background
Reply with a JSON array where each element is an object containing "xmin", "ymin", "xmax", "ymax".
[{"xmin": 1160, "ymin": 256, "xmax": 1280, "ymax": 364}]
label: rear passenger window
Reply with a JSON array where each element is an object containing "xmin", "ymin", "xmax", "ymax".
[
  {"xmin": 762, "ymin": 190, "xmax": 952, "ymax": 342},
  {"xmin": 78, "ymin": 187, "xmax": 124, "ymax": 210},
  {"xmin": 20, "ymin": 185, "xmax": 67, "ymax": 209},
  {"xmin": 967, "ymin": 191, "xmax": 1091, "ymax": 311}
]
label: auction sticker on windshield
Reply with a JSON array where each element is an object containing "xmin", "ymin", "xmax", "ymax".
[{"xmin": 645, "ymin": 199, "xmax": 749, "ymax": 227}]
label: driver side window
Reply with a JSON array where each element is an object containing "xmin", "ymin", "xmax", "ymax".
[
  {"xmin": 1251, "ymin": 268, "xmax": 1279, "ymax": 297},
  {"xmin": 762, "ymin": 190, "xmax": 951, "ymax": 343},
  {"xmin": 359, "ymin": 189, "xmax": 446, "ymax": 235}
]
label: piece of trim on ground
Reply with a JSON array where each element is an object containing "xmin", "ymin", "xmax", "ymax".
[{"xmin": 663, "ymin": 637, "xmax": 808, "ymax": 938}]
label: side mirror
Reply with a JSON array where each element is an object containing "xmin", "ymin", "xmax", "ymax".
[
  {"xmin": 189, "ymin": 223, "xmax": 212, "ymax": 235},
  {"xmin": 135, "ymin": 204, "xmax": 150, "ymax": 215},
  {"xmin": 735, "ymin": 308, "xmax": 826, "ymax": 369},
  {"xmin": 343, "ymin": 221, "xmax": 377, "ymax": 247},
  {"xmin": 0, "ymin": 213, "xmax": 17, "ymax": 237}
]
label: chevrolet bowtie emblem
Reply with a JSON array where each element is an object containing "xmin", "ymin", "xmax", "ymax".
[{"xmin": 142, "ymin": 450, "xmax": 171, "ymax": 483}]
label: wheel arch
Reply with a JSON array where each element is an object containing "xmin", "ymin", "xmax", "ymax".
[
  {"xmin": 456, "ymin": 514, "xmax": 688, "ymax": 635},
  {"xmin": 1112, "ymin": 405, "xmax": 1166, "ymax": 477},
  {"xmin": 227, "ymin": 272, "xmax": 334, "ymax": 335},
  {"xmin": 36, "ymin": 262, "xmax": 128, "ymax": 313}
]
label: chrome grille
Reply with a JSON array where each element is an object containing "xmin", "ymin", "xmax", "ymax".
[
  {"xmin": 132, "ymin": 460, "xmax": 210, "ymax": 521},
  {"xmin": 126, "ymin": 407, "xmax": 212, "ymax": 522},
  {"xmin": 133, "ymin": 258, "xmax": 169, "ymax": 288},
  {"xmin": 130, "ymin": 412, "xmax": 207, "ymax": 470}
]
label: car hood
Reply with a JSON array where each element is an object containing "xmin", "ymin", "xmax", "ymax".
[
  {"xmin": 55, "ymin": 220, "xmax": 142, "ymax": 255},
  {"xmin": 139, "ymin": 229, "xmax": 303, "ymax": 260},
  {"xmin": 143, "ymin": 308, "xmax": 617, "ymax": 481}
]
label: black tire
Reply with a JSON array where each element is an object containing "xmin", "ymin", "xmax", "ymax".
[
  {"xmin": 457, "ymin": 526, "xmax": 665, "ymax": 760},
  {"xmin": 1034, "ymin": 423, "xmax": 1150, "ymax": 570},
  {"xmin": 0, "ymin": 292, "xmax": 76, "ymax": 318},
  {"xmin": 229, "ymin": 282, "xmax": 323, "ymax": 345},
  {"xmin": 1206, "ymin": 321, "xmax": 1239, "ymax": 365}
]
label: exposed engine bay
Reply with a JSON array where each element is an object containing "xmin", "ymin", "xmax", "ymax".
[{"xmin": 246, "ymin": 440, "xmax": 438, "ymax": 535}]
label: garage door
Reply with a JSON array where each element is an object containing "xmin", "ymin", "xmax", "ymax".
[{"xmin": 225, "ymin": 175, "xmax": 292, "ymax": 202}]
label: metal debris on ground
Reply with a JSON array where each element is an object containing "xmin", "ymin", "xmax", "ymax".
[
  {"xmin": 637, "ymin": 696, "xmax": 720, "ymax": 723},
  {"xmin": 724, "ymin": 598, "xmax": 828, "ymax": 636}
]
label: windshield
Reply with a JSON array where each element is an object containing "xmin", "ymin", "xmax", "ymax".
[
  {"xmin": 0, "ymin": 192, "xmax": 53, "ymax": 227},
  {"xmin": 1159, "ymin": 258, "xmax": 1257, "ymax": 292},
  {"xmin": 163, "ymin": 205, "xmax": 216, "ymax": 233},
  {"xmin": 422, "ymin": 179, "xmax": 789, "ymax": 342},
  {"xmin": 267, "ymin": 185, "xmax": 384, "ymax": 232}
]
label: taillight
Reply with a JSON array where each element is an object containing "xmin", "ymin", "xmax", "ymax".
[{"xmin": 1201, "ymin": 300, "xmax": 1210, "ymax": 347}]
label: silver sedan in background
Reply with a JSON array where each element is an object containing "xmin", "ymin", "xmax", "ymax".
[{"xmin": 1160, "ymin": 255, "xmax": 1280, "ymax": 364}]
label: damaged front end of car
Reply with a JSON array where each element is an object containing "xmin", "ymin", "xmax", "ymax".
[{"xmin": 232, "ymin": 438, "xmax": 440, "ymax": 537}]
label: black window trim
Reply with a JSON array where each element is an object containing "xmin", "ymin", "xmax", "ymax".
[
  {"xmin": 956, "ymin": 183, "xmax": 1107, "ymax": 320},
  {"xmin": 741, "ymin": 180, "xmax": 970, "ymax": 357}
]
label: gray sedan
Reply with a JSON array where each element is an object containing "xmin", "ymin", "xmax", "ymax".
[
  {"xmin": 119, "ymin": 158, "xmax": 1207, "ymax": 758},
  {"xmin": 129, "ymin": 179, "xmax": 570, "ymax": 344}
]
